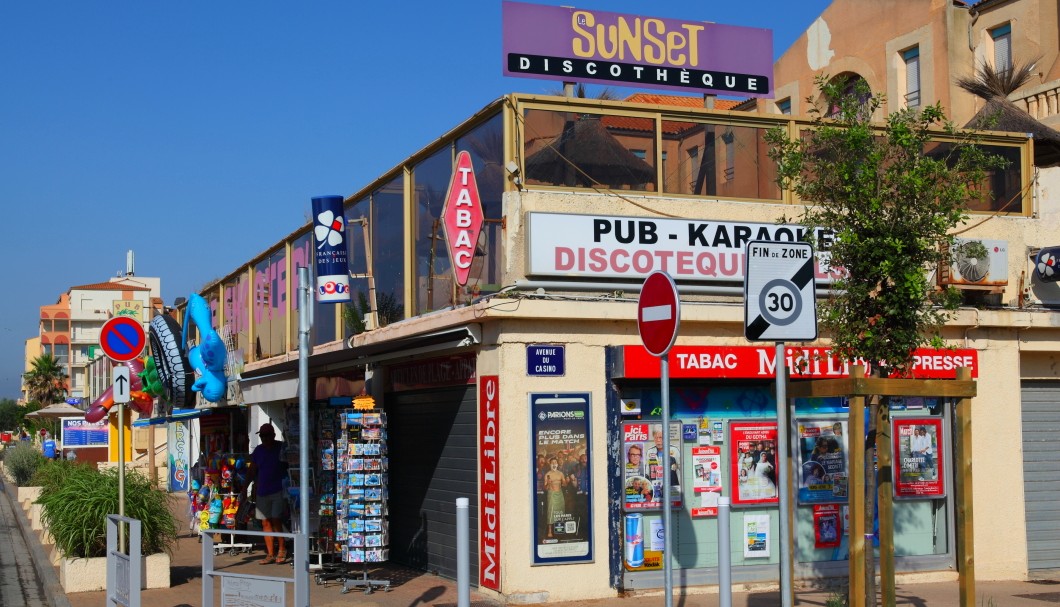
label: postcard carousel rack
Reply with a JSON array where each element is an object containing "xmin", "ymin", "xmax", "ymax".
[{"xmin": 314, "ymin": 395, "xmax": 391, "ymax": 594}]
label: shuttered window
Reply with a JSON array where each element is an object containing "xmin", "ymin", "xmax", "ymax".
[
  {"xmin": 991, "ymin": 24, "xmax": 1012, "ymax": 75},
  {"xmin": 903, "ymin": 47, "xmax": 921, "ymax": 108}
]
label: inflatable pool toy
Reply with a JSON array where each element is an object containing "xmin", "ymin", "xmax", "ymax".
[
  {"xmin": 84, "ymin": 359, "xmax": 149, "ymax": 423},
  {"xmin": 183, "ymin": 294, "xmax": 228, "ymax": 403}
]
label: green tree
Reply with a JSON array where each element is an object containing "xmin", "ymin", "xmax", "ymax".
[
  {"xmin": 0, "ymin": 398, "xmax": 26, "ymax": 430},
  {"xmin": 23, "ymin": 353, "xmax": 69, "ymax": 406},
  {"xmin": 766, "ymin": 75, "xmax": 1007, "ymax": 607},
  {"xmin": 766, "ymin": 75, "xmax": 1004, "ymax": 375}
]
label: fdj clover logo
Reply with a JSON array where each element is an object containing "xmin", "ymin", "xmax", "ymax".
[{"xmin": 314, "ymin": 209, "xmax": 345, "ymax": 248}]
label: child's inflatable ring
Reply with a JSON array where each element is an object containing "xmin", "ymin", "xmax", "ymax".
[{"xmin": 149, "ymin": 314, "xmax": 193, "ymax": 410}]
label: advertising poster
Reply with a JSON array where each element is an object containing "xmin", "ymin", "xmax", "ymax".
[
  {"xmin": 530, "ymin": 393, "xmax": 592, "ymax": 564},
  {"xmin": 743, "ymin": 514, "xmax": 771, "ymax": 558},
  {"xmin": 893, "ymin": 417, "xmax": 946, "ymax": 498},
  {"xmin": 622, "ymin": 422, "xmax": 682, "ymax": 511},
  {"xmin": 690, "ymin": 445, "xmax": 722, "ymax": 517},
  {"xmin": 796, "ymin": 419, "xmax": 848, "ymax": 504},
  {"xmin": 167, "ymin": 419, "xmax": 190, "ymax": 493},
  {"xmin": 729, "ymin": 422, "xmax": 778, "ymax": 506},
  {"xmin": 813, "ymin": 504, "xmax": 843, "ymax": 549},
  {"xmin": 60, "ymin": 417, "xmax": 108, "ymax": 448}
]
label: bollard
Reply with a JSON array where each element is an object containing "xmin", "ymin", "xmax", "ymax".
[
  {"xmin": 719, "ymin": 496, "xmax": 732, "ymax": 607},
  {"xmin": 457, "ymin": 497, "xmax": 470, "ymax": 607}
]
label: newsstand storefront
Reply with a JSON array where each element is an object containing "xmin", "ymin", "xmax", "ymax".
[{"xmin": 606, "ymin": 344, "xmax": 978, "ymax": 589}]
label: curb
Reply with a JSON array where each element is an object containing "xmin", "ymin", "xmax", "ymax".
[{"xmin": 2, "ymin": 474, "xmax": 73, "ymax": 607}]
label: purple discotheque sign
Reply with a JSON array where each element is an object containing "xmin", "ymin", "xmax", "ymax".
[{"xmin": 502, "ymin": 1, "xmax": 773, "ymax": 97}]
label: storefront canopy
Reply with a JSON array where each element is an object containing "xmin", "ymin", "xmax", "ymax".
[{"xmin": 131, "ymin": 408, "xmax": 214, "ymax": 428}]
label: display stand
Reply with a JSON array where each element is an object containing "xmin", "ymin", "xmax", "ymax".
[{"xmin": 334, "ymin": 406, "xmax": 390, "ymax": 594}]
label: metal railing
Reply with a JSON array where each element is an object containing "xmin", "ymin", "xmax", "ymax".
[{"xmin": 201, "ymin": 529, "xmax": 308, "ymax": 607}]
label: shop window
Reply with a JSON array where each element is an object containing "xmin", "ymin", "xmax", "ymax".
[
  {"xmin": 412, "ymin": 146, "xmax": 458, "ymax": 315},
  {"xmin": 722, "ymin": 131, "xmax": 735, "ymax": 182},
  {"xmin": 455, "ymin": 113, "xmax": 504, "ymax": 301},
  {"xmin": 922, "ymin": 141, "xmax": 1024, "ymax": 213},
  {"xmin": 903, "ymin": 46, "xmax": 921, "ymax": 108},
  {"xmin": 990, "ymin": 24, "xmax": 1012, "ymax": 76}
]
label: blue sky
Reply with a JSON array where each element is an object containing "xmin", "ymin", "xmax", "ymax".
[{"xmin": 0, "ymin": 0, "xmax": 830, "ymax": 399}]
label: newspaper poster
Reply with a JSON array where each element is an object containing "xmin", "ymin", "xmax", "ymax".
[
  {"xmin": 893, "ymin": 417, "xmax": 946, "ymax": 499},
  {"xmin": 743, "ymin": 514, "xmax": 771, "ymax": 558},
  {"xmin": 530, "ymin": 393, "xmax": 592, "ymax": 564},
  {"xmin": 796, "ymin": 419, "xmax": 849, "ymax": 504},
  {"xmin": 623, "ymin": 422, "xmax": 682, "ymax": 511},
  {"xmin": 813, "ymin": 504, "xmax": 842, "ymax": 549},
  {"xmin": 729, "ymin": 422, "xmax": 778, "ymax": 506},
  {"xmin": 690, "ymin": 445, "xmax": 722, "ymax": 517}
]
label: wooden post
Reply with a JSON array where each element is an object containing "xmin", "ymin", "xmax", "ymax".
[
  {"xmin": 848, "ymin": 366, "xmax": 867, "ymax": 607},
  {"xmin": 955, "ymin": 367, "xmax": 975, "ymax": 607},
  {"xmin": 877, "ymin": 398, "xmax": 894, "ymax": 606}
]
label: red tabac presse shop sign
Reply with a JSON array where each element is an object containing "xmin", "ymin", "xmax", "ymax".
[
  {"xmin": 443, "ymin": 151, "xmax": 484, "ymax": 287},
  {"xmin": 618, "ymin": 345, "xmax": 979, "ymax": 380}
]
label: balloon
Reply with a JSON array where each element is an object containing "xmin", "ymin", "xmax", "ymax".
[
  {"xmin": 183, "ymin": 294, "xmax": 228, "ymax": 403},
  {"xmin": 129, "ymin": 391, "xmax": 154, "ymax": 415}
]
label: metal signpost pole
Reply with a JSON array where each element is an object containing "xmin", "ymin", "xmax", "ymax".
[
  {"xmin": 776, "ymin": 342, "xmax": 793, "ymax": 607},
  {"xmin": 637, "ymin": 271, "xmax": 680, "ymax": 607},
  {"xmin": 118, "ymin": 400, "xmax": 125, "ymax": 552},
  {"xmin": 297, "ymin": 267, "xmax": 311, "ymax": 607},
  {"xmin": 743, "ymin": 240, "xmax": 817, "ymax": 607},
  {"xmin": 661, "ymin": 352, "xmax": 673, "ymax": 607}
]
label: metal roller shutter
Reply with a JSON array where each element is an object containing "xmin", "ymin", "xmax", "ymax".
[
  {"xmin": 385, "ymin": 386, "xmax": 479, "ymax": 579},
  {"xmin": 1022, "ymin": 381, "xmax": 1060, "ymax": 573}
]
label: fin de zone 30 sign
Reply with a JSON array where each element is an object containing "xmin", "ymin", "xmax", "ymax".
[{"xmin": 443, "ymin": 150, "xmax": 484, "ymax": 287}]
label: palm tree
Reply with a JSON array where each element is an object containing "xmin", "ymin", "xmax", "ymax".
[
  {"xmin": 956, "ymin": 57, "xmax": 1037, "ymax": 100},
  {"xmin": 24, "ymin": 353, "xmax": 68, "ymax": 406}
]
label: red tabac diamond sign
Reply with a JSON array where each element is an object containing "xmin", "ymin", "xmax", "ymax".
[{"xmin": 443, "ymin": 150, "xmax": 484, "ymax": 286}]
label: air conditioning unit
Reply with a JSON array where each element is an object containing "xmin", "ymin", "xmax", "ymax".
[{"xmin": 938, "ymin": 238, "xmax": 1008, "ymax": 289}]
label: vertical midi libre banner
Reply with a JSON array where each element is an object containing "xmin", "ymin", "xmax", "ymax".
[
  {"xmin": 311, "ymin": 195, "xmax": 351, "ymax": 303},
  {"xmin": 530, "ymin": 393, "xmax": 592, "ymax": 565},
  {"xmin": 893, "ymin": 418, "xmax": 946, "ymax": 498},
  {"xmin": 479, "ymin": 376, "xmax": 500, "ymax": 589}
]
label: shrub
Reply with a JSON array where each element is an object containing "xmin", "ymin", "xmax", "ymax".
[
  {"xmin": 4, "ymin": 443, "xmax": 46, "ymax": 486},
  {"xmin": 38, "ymin": 466, "xmax": 178, "ymax": 558},
  {"xmin": 29, "ymin": 458, "xmax": 83, "ymax": 491}
]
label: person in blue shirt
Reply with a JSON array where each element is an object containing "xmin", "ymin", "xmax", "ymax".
[{"xmin": 42, "ymin": 435, "xmax": 57, "ymax": 459}]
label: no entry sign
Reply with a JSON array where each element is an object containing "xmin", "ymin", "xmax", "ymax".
[
  {"xmin": 99, "ymin": 316, "xmax": 147, "ymax": 362},
  {"xmin": 638, "ymin": 271, "xmax": 681, "ymax": 357}
]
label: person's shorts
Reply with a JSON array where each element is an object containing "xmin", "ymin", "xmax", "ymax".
[{"xmin": 255, "ymin": 492, "xmax": 286, "ymax": 520}]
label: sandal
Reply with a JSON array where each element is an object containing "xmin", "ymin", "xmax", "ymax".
[
  {"xmin": 258, "ymin": 555, "xmax": 276, "ymax": 565},
  {"xmin": 276, "ymin": 554, "xmax": 290, "ymax": 564}
]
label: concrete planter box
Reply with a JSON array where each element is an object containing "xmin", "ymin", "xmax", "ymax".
[
  {"xmin": 18, "ymin": 486, "xmax": 41, "ymax": 510},
  {"xmin": 59, "ymin": 552, "xmax": 171, "ymax": 593}
]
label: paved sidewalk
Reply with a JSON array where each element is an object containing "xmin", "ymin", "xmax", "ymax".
[{"xmin": 3, "ymin": 475, "xmax": 1057, "ymax": 607}]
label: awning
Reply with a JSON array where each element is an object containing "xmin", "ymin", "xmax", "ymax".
[
  {"xmin": 240, "ymin": 371, "xmax": 300, "ymax": 404},
  {"xmin": 132, "ymin": 408, "xmax": 214, "ymax": 428},
  {"xmin": 239, "ymin": 325, "xmax": 481, "ymax": 383}
]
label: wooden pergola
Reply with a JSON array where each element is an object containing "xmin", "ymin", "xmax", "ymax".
[{"xmin": 786, "ymin": 367, "xmax": 976, "ymax": 607}]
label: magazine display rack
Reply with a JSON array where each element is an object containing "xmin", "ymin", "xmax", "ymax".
[{"xmin": 313, "ymin": 406, "xmax": 390, "ymax": 593}]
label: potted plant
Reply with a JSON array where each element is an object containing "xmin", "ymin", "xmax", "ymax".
[{"xmin": 36, "ymin": 463, "xmax": 178, "ymax": 592}]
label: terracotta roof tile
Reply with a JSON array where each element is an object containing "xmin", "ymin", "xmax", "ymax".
[
  {"xmin": 69, "ymin": 281, "xmax": 151, "ymax": 291},
  {"xmin": 604, "ymin": 93, "xmax": 744, "ymax": 133}
]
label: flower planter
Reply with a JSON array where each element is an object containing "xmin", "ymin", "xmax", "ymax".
[{"xmin": 59, "ymin": 552, "xmax": 171, "ymax": 593}]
